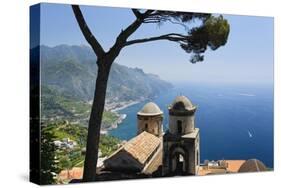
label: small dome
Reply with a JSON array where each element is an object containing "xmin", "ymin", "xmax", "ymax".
[
  {"xmin": 137, "ymin": 102, "xmax": 163, "ymax": 116},
  {"xmin": 170, "ymin": 96, "xmax": 195, "ymax": 111},
  {"xmin": 238, "ymin": 159, "xmax": 267, "ymax": 172}
]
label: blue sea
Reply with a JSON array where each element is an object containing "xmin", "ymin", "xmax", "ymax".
[{"xmin": 108, "ymin": 83, "xmax": 274, "ymax": 168}]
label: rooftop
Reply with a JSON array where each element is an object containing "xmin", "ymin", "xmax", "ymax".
[
  {"xmin": 58, "ymin": 167, "xmax": 83, "ymax": 181},
  {"xmin": 198, "ymin": 160, "xmax": 246, "ymax": 175},
  {"xmin": 238, "ymin": 159, "xmax": 267, "ymax": 172},
  {"xmin": 123, "ymin": 131, "xmax": 161, "ymax": 165},
  {"xmin": 224, "ymin": 160, "xmax": 246, "ymax": 172}
]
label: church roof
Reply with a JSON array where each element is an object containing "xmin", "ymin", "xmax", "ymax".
[
  {"xmin": 103, "ymin": 131, "xmax": 161, "ymax": 172},
  {"xmin": 123, "ymin": 131, "xmax": 161, "ymax": 165},
  {"xmin": 238, "ymin": 159, "xmax": 267, "ymax": 172},
  {"xmin": 137, "ymin": 102, "xmax": 163, "ymax": 116},
  {"xmin": 170, "ymin": 95, "xmax": 195, "ymax": 111}
]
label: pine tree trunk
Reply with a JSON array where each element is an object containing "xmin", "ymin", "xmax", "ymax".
[{"xmin": 82, "ymin": 60, "xmax": 111, "ymax": 182}]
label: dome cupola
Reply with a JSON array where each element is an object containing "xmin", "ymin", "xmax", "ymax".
[
  {"xmin": 137, "ymin": 102, "xmax": 163, "ymax": 116},
  {"xmin": 168, "ymin": 96, "xmax": 197, "ymax": 135},
  {"xmin": 137, "ymin": 102, "xmax": 163, "ymax": 137},
  {"xmin": 169, "ymin": 96, "xmax": 196, "ymax": 115}
]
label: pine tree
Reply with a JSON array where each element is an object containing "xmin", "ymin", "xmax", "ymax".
[{"xmin": 40, "ymin": 128, "xmax": 59, "ymax": 184}]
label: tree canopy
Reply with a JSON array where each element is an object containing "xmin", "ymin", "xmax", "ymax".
[
  {"xmin": 124, "ymin": 10, "xmax": 230, "ymax": 63},
  {"xmin": 72, "ymin": 6, "xmax": 230, "ymax": 64}
]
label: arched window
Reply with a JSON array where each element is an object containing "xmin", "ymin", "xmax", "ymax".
[
  {"xmin": 177, "ymin": 120, "xmax": 182, "ymax": 134},
  {"xmin": 145, "ymin": 123, "xmax": 148, "ymax": 130}
]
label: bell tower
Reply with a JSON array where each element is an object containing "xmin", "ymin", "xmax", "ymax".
[
  {"xmin": 163, "ymin": 96, "xmax": 200, "ymax": 175},
  {"xmin": 137, "ymin": 102, "xmax": 163, "ymax": 137}
]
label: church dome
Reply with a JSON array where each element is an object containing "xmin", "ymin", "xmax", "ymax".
[
  {"xmin": 137, "ymin": 102, "xmax": 163, "ymax": 116},
  {"xmin": 238, "ymin": 159, "xmax": 267, "ymax": 172},
  {"xmin": 170, "ymin": 96, "xmax": 195, "ymax": 111}
]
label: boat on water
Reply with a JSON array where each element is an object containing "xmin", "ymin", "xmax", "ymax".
[{"xmin": 248, "ymin": 130, "xmax": 253, "ymax": 138}]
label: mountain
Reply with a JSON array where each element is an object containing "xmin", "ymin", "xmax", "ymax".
[
  {"xmin": 40, "ymin": 45, "xmax": 173, "ymax": 102},
  {"xmin": 37, "ymin": 45, "xmax": 172, "ymax": 128}
]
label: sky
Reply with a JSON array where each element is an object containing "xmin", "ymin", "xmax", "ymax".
[{"xmin": 38, "ymin": 3, "xmax": 274, "ymax": 85}]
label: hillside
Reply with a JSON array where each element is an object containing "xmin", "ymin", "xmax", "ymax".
[
  {"xmin": 36, "ymin": 45, "xmax": 172, "ymax": 129},
  {"xmin": 40, "ymin": 45, "xmax": 173, "ymax": 102},
  {"xmin": 41, "ymin": 85, "xmax": 120, "ymax": 129}
]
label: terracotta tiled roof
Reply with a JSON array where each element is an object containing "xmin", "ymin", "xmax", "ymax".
[
  {"xmin": 238, "ymin": 159, "xmax": 267, "ymax": 172},
  {"xmin": 143, "ymin": 145, "xmax": 162, "ymax": 174},
  {"xmin": 198, "ymin": 167, "xmax": 227, "ymax": 175},
  {"xmin": 198, "ymin": 160, "xmax": 246, "ymax": 175},
  {"xmin": 58, "ymin": 167, "xmax": 83, "ymax": 181},
  {"xmin": 224, "ymin": 160, "xmax": 246, "ymax": 172},
  {"xmin": 123, "ymin": 131, "xmax": 161, "ymax": 165}
]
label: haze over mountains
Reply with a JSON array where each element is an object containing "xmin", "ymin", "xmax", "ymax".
[{"xmin": 39, "ymin": 45, "xmax": 172, "ymax": 103}]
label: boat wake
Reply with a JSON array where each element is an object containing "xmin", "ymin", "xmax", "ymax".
[
  {"xmin": 248, "ymin": 130, "xmax": 253, "ymax": 138},
  {"xmin": 238, "ymin": 93, "xmax": 256, "ymax": 97}
]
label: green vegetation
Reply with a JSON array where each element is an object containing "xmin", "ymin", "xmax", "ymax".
[
  {"xmin": 42, "ymin": 121, "xmax": 87, "ymax": 183},
  {"xmin": 41, "ymin": 121, "xmax": 121, "ymax": 182},
  {"xmin": 99, "ymin": 135, "xmax": 121, "ymax": 157},
  {"xmin": 102, "ymin": 111, "xmax": 119, "ymax": 128},
  {"xmin": 59, "ymin": 156, "xmax": 72, "ymax": 174},
  {"xmin": 40, "ymin": 126, "xmax": 60, "ymax": 185},
  {"xmin": 41, "ymin": 86, "xmax": 90, "ymax": 121},
  {"xmin": 41, "ymin": 86, "xmax": 120, "ymax": 129},
  {"xmin": 42, "ymin": 121, "xmax": 87, "ymax": 145}
]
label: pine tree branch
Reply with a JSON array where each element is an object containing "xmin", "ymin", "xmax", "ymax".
[
  {"xmin": 107, "ymin": 9, "xmax": 156, "ymax": 58},
  {"xmin": 72, "ymin": 5, "xmax": 105, "ymax": 58},
  {"xmin": 132, "ymin": 9, "xmax": 142, "ymax": 18},
  {"xmin": 125, "ymin": 33, "xmax": 188, "ymax": 46},
  {"xmin": 110, "ymin": 9, "xmax": 157, "ymax": 49}
]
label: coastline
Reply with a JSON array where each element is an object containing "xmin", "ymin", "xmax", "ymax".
[
  {"xmin": 111, "ymin": 101, "xmax": 140, "ymax": 112},
  {"xmin": 100, "ymin": 100, "xmax": 141, "ymax": 134}
]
